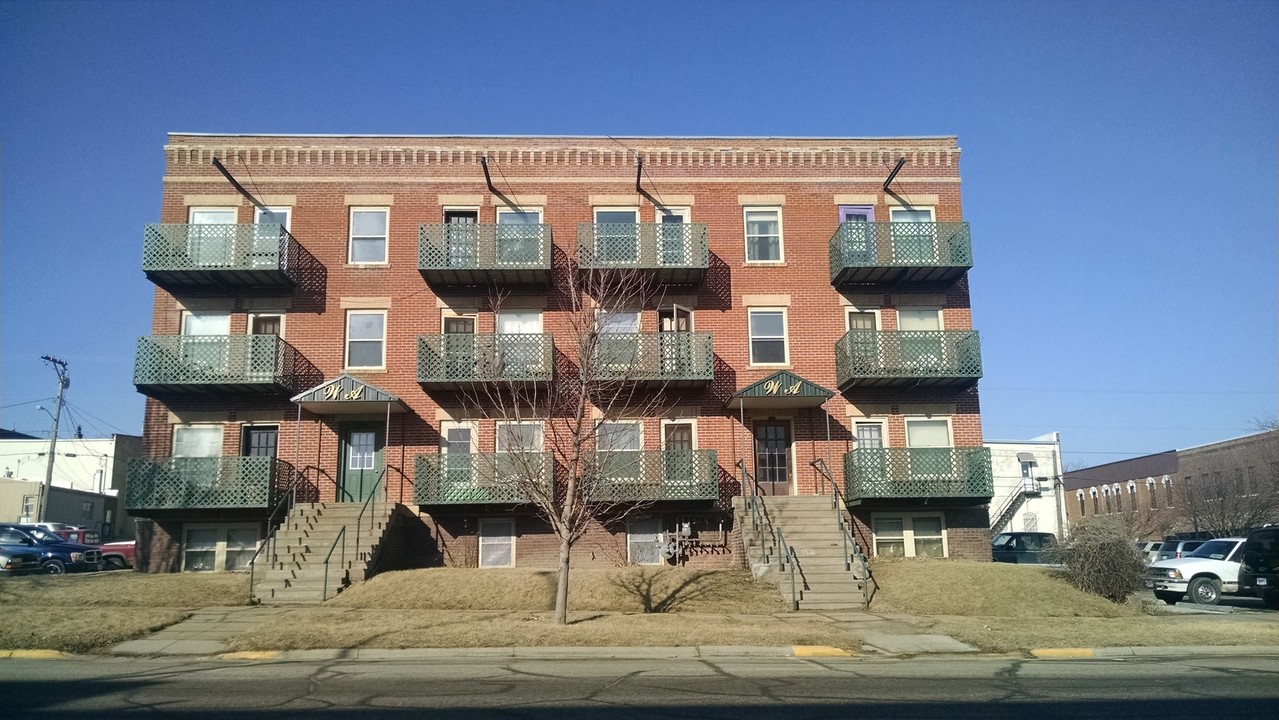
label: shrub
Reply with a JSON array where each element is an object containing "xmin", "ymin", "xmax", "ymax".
[{"xmin": 1054, "ymin": 516, "xmax": 1145, "ymax": 603}]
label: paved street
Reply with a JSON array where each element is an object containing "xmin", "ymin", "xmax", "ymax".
[{"xmin": 4, "ymin": 652, "xmax": 1277, "ymax": 719}]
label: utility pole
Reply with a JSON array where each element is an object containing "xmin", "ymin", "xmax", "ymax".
[{"xmin": 37, "ymin": 356, "xmax": 70, "ymax": 523}]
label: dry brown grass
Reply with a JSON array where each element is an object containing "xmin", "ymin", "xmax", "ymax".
[
  {"xmin": 0, "ymin": 607, "xmax": 188, "ymax": 654},
  {"xmin": 330, "ymin": 567, "xmax": 785, "ymax": 614},
  {"xmin": 0, "ymin": 572, "xmax": 249, "ymax": 652},
  {"xmin": 911, "ymin": 615, "xmax": 1279, "ymax": 652},
  {"xmin": 224, "ymin": 609, "xmax": 858, "ymax": 652},
  {"xmin": 869, "ymin": 558, "xmax": 1142, "ymax": 618},
  {"xmin": 0, "ymin": 572, "xmax": 250, "ymax": 608}
]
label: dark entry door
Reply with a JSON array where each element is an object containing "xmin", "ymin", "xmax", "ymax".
[
  {"xmin": 339, "ymin": 424, "xmax": 383, "ymax": 502},
  {"xmin": 753, "ymin": 421, "xmax": 791, "ymax": 496}
]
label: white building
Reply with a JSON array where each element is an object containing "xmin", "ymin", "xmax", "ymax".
[
  {"xmin": 986, "ymin": 433, "xmax": 1068, "ymax": 540},
  {"xmin": 0, "ymin": 434, "xmax": 141, "ymax": 537}
]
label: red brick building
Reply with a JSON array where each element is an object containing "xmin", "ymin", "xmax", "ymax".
[{"xmin": 127, "ymin": 134, "xmax": 991, "ymax": 585}]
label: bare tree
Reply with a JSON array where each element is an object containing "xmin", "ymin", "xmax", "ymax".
[{"xmin": 438, "ymin": 262, "xmax": 704, "ymax": 624}]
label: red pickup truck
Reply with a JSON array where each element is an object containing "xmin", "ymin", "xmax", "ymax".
[{"xmin": 98, "ymin": 540, "xmax": 135, "ymax": 570}]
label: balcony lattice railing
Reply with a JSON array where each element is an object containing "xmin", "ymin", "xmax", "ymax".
[
  {"xmin": 418, "ymin": 223, "xmax": 552, "ymax": 284},
  {"xmin": 835, "ymin": 330, "xmax": 982, "ymax": 387},
  {"xmin": 413, "ymin": 452, "xmax": 552, "ymax": 504},
  {"xmin": 133, "ymin": 335, "xmax": 319, "ymax": 396},
  {"xmin": 417, "ymin": 334, "xmax": 553, "ymax": 385},
  {"xmin": 843, "ymin": 447, "xmax": 993, "ymax": 502},
  {"xmin": 828, "ymin": 222, "xmax": 973, "ymax": 285},
  {"xmin": 142, "ymin": 223, "xmax": 301, "ymax": 285},
  {"xmin": 577, "ymin": 223, "xmax": 710, "ymax": 280},
  {"xmin": 584, "ymin": 449, "xmax": 719, "ymax": 502},
  {"xmin": 126, "ymin": 456, "xmax": 295, "ymax": 510},
  {"xmin": 588, "ymin": 332, "xmax": 713, "ymax": 384}
]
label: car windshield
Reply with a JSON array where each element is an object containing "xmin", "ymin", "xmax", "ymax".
[
  {"xmin": 1188, "ymin": 540, "xmax": 1237, "ymax": 560},
  {"xmin": 24, "ymin": 528, "xmax": 66, "ymax": 545}
]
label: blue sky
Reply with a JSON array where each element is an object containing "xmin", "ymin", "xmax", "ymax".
[{"xmin": 1, "ymin": 0, "xmax": 1275, "ymax": 468}]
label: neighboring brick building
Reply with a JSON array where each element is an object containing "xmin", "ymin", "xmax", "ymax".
[
  {"xmin": 127, "ymin": 133, "xmax": 991, "ymax": 576},
  {"xmin": 1063, "ymin": 430, "xmax": 1279, "ymax": 538}
]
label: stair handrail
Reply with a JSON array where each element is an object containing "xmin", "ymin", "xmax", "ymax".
[
  {"xmin": 811, "ymin": 458, "xmax": 877, "ymax": 606},
  {"xmin": 322, "ymin": 524, "xmax": 347, "ymax": 602},
  {"xmin": 354, "ymin": 468, "xmax": 389, "ymax": 554},
  {"xmin": 776, "ymin": 527, "xmax": 799, "ymax": 611},
  {"xmin": 990, "ymin": 480, "xmax": 1033, "ymax": 533},
  {"xmin": 246, "ymin": 466, "xmax": 300, "ymax": 604},
  {"xmin": 737, "ymin": 460, "xmax": 774, "ymax": 566}
]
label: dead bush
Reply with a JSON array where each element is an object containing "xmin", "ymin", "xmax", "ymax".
[{"xmin": 1055, "ymin": 516, "xmax": 1145, "ymax": 603}]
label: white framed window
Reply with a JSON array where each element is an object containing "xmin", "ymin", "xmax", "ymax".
[
  {"xmin": 345, "ymin": 310, "xmax": 386, "ymax": 369},
  {"xmin": 853, "ymin": 420, "xmax": 886, "ymax": 449},
  {"xmin": 656, "ymin": 206, "xmax": 692, "ymax": 266},
  {"xmin": 495, "ymin": 207, "xmax": 543, "ymax": 265},
  {"xmin": 599, "ymin": 421, "xmax": 643, "ymax": 452},
  {"xmin": 248, "ymin": 313, "xmax": 284, "ymax": 337},
  {"xmin": 251, "ymin": 206, "xmax": 291, "ymax": 268},
  {"xmin": 349, "ymin": 207, "xmax": 389, "ymax": 264},
  {"xmin": 747, "ymin": 308, "xmax": 788, "ymax": 365},
  {"xmin": 478, "ymin": 518, "xmax": 515, "ymax": 568},
  {"xmin": 497, "ymin": 309, "xmax": 545, "ymax": 377},
  {"xmin": 183, "ymin": 524, "xmax": 260, "ymax": 572},
  {"xmin": 889, "ymin": 206, "xmax": 937, "ymax": 263},
  {"xmin": 181, "ymin": 311, "xmax": 231, "ymax": 336},
  {"xmin": 661, "ymin": 419, "xmax": 697, "ymax": 450},
  {"xmin": 593, "ymin": 207, "xmax": 640, "ymax": 263},
  {"xmin": 871, "ymin": 513, "xmax": 947, "ymax": 558},
  {"xmin": 744, "ymin": 207, "xmax": 783, "ymax": 263},
  {"xmin": 496, "ymin": 421, "xmax": 544, "ymax": 452},
  {"xmin": 254, "ymin": 205, "xmax": 291, "ymax": 229},
  {"xmin": 628, "ymin": 516, "xmax": 664, "ymax": 566},
  {"xmin": 186, "ymin": 207, "xmax": 238, "ymax": 266},
  {"xmin": 173, "ymin": 424, "xmax": 224, "ymax": 458}
]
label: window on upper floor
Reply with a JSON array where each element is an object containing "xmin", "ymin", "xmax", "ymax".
[
  {"xmin": 345, "ymin": 310, "xmax": 386, "ymax": 369},
  {"xmin": 349, "ymin": 208, "xmax": 389, "ymax": 264},
  {"xmin": 495, "ymin": 208, "xmax": 543, "ymax": 265},
  {"xmin": 747, "ymin": 308, "xmax": 788, "ymax": 365},
  {"xmin": 744, "ymin": 207, "xmax": 783, "ymax": 263}
]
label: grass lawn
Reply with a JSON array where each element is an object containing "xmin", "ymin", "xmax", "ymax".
[
  {"xmin": 0, "ymin": 572, "xmax": 250, "ymax": 652},
  {"xmin": 868, "ymin": 558, "xmax": 1279, "ymax": 652}
]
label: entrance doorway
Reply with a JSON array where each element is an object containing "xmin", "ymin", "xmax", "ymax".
[
  {"xmin": 753, "ymin": 420, "xmax": 792, "ymax": 496},
  {"xmin": 339, "ymin": 424, "xmax": 383, "ymax": 502}
]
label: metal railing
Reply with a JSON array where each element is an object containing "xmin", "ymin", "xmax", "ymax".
[
  {"xmin": 776, "ymin": 528, "xmax": 799, "ymax": 611},
  {"xmin": 142, "ymin": 223, "xmax": 301, "ymax": 278},
  {"xmin": 738, "ymin": 460, "xmax": 774, "ymax": 567},
  {"xmin": 413, "ymin": 452, "xmax": 552, "ymax": 504},
  {"xmin": 322, "ymin": 468, "xmax": 387, "ymax": 602},
  {"xmin": 843, "ymin": 447, "xmax": 994, "ymax": 501},
  {"xmin": 813, "ymin": 458, "xmax": 876, "ymax": 607},
  {"xmin": 584, "ymin": 450, "xmax": 719, "ymax": 502},
  {"xmin": 418, "ymin": 223, "xmax": 552, "ymax": 271},
  {"xmin": 828, "ymin": 221, "xmax": 973, "ymax": 280},
  {"xmin": 835, "ymin": 330, "xmax": 982, "ymax": 386},
  {"xmin": 133, "ymin": 335, "xmax": 319, "ymax": 395},
  {"xmin": 125, "ymin": 456, "xmax": 293, "ymax": 510},
  {"xmin": 416, "ymin": 333, "xmax": 553, "ymax": 384},
  {"xmin": 577, "ymin": 223, "xmax": 710, "ymax": 270},
  {"xmin": 322, "ymin": 526, "xmax": 346, "ymax": 603},
  {"xmin": 587, "ymin": 332, "xmax": 714, "ymax": 383},
  {"xmin": 247, "ymin": 481, "xmax": 299, "ymax": 603}
]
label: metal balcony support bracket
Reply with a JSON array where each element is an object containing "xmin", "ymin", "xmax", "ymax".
[
  {"xmin": 882, "ymin": 156, "xmax": 906, "ymax": 192},
  {"xmin": 212, "ymin": 157, "xmax": 269, "ymax": 213}
]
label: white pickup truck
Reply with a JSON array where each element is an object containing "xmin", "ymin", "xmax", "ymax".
[{"xmin": 1146, "ymin": 537, "xmax": 1247, "ymax": 605}]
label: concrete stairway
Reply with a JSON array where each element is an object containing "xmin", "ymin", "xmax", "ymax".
[
  {"xmin": 734, "ymin": 495, "xmax": 868, "ymax": 611},
  {"xmin": 251, "ymin": 501, "xmax": 396, "ymax": 605}
]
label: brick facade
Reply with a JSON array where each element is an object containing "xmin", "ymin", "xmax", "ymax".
[{"xmin": 131, "ymin": 134, "xmax": 990, "ymax": 571}]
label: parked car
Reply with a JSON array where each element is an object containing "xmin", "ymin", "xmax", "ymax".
[
  {"xmin": 99, "ymin": 540, "xmax": 136, "ymax": 571},
  {"xmin": 1147, "ymin": 537, "xmax": 1247, "ymax": 605},
  {"xmin": 0, "ymin": 524, "xmax": 101, "ymax": 574},
  {"xmin": 0, "ymin": 546, "xmax": 42, "ymax": 576},
  {"xmin": 1155, "ymin": 539, "xmax": 1206, "ymax": 562},
  {"xmin": 1135, "ymin": 541, "xmax": 1164, "ymax": 565},
  {"xmin": 992, "ymin": 532, "xmax": 1058, "ymax": 564},
  {"xmin": 1239, "ymin": 525, "xmax": 1278, "ymax": 609}
]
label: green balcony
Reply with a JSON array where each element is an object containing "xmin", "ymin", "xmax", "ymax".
[
  {"xmin": 829, "ymin": 222, "xmax": 973, "ymax": 286},
  {"xmin": 843, "ymin": 447, "xmax": 993, "ymax": 503},
  {"xmin": 134, "ymin": 335, "xmax": 321, "ymax": 399},
  {"xmin": 577, "ymin": 223, "xmax": 710, "ymax": 284},
  {"xmin": 418, "ymin": 223, "xmax": 553, "ymax": 286},
  {"xmin": 585, "ymin": 449, "xmax": 719, "ymax": 502},
  {"xmin": 413, "ymin": 452, "xmax": 552, "ymax": 505},
  {"xmin": 588, "ymin": 332, "xmax": 713, "ymax": 388},
  {"xmin": 125, "ymin": 456, "xmax": 295, "ymax": 511},
  {"xmin": 417, "ymin": 333, "xmax": 553, "ymax": 389},
  {"xmin": 143, "ymin": 223, "xmax": 302, "ymax": 292},
  {"xmin": 835, "ymin": 330, "xmax": 982, "ymax": 389}
]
